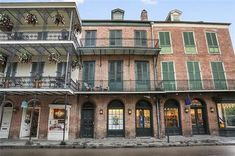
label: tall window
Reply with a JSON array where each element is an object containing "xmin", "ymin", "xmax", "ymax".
[
  {"xmin": 85, "ymin": 30, "xmax": 96, "ymax": 47},
  {"xmin": 83, "ymin": 61, "xmax": 95, "ymax": 90},
  {"xmin": 183, "ymin": 32, "xmax": 196, "ymax": 54},
  {"xmin": 206, "ymin": 32, "xmax": 220, "ymax": 54},
  {"xmin": 6, "ymin": 62, "xmax": 17, "ymax": 77},
  {"xmin": 217, "ymin": 103, "xmax": 235, "ymax": 128},
  {"xmin": 187, "ymin": 61, "xmax": 202, "ymax": 90},
  {"xmin": 109, "ymin": 61, "xmax": 123, "ymax": 91},
  {"xmin": 159, "ymin": 32, "xmax": 172, "ymax": 54},
  {"xmin": 135, "ymin": 30, "xmax": 147, "ymax": 47},
  {"xmin": 31, "ymin": 62, "xmax": 44, "ymax": 79},
  {"xmin": 211, "ymin": 62, "xmax": 227, "ymax": 89},
  {"xmin": 135, "ymin": 61, "xmax": 150, "ymax": 91},
  {"xmin": 109, "ymin": 30, "xmax": 122, "ymax": 46},
  {"xmin": 161, "ymin": 61, "xmax": 176, "ymax": 91},
  {"xmin": 57, "ymin": 62, "xmax": 67, "ymax": 77}
]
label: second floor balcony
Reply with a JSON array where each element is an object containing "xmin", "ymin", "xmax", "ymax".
[
  {"xmin": 0, "ymin": 76, "xmax": 78, "ymax": 93},
  {"xmin": 74, "ymin": 79, "xmax": 235, "ymax": 93},
  {"xmin": 80, "ymin": 38, "xmax": 160, "ymax": 55}
]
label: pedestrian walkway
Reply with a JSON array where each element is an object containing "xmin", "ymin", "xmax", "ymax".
[{"xmin": 1, "ymin": 135, "xmax": 235, "ymax": 149}]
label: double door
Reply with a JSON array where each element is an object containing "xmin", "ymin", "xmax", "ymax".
[{"xmin": 191, "ymin": 107, "xmax": 207, "ymax": 134}]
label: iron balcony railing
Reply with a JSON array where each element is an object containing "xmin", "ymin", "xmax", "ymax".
[
  {"xmin": 1, "ymin": 78, "xmax": 235, "ymax": 92},
  {"xmin": 0, "ymin": 31, "xmax": 77, "ymax": 42},
  {"xmin": 76, "ymin": 79, "xmax": 235, "ymax": 92},
  {"xmin": 80, "ymin": 38, "xmax": 159, "ymax": 49},
  {"xmin": 0, "ymin": 76, "xmax": 78, "ymax": 92}
]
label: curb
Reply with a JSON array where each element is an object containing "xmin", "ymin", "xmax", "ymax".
[{"xmin": 1, "ymin": 143, "xmax": 235, "ymax": 149}]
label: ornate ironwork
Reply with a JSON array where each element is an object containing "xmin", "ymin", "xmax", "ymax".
[
  {"xmin": 48, "ymin": 52, "xmax": 61, "ymax": 64},
  {"xmin": 53, "ymin": 13, "xmax": 65, "ymax": 26},
  {"xmin": 0, "ymin": 13, "xmax": 14, "ymax": 31},
  {"xmin": 18, "ymin": 52, "xmax": 32, "ymax": 63},
  {"xmin": 25, "ymin": 13, "xmax": 38, "ymax": 25}
]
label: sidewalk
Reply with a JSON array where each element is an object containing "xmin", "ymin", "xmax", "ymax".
[{"xmin": 1, "ymin": 135, "xmax": 235, "ymax": 149}]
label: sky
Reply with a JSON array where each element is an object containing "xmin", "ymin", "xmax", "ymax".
[{"xmin": 1, "ymin": 0, "xmax": 235, "ymax": 49}]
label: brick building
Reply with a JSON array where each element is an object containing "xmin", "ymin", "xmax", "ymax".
[{"xmin": 0, "ymin": 2, "xmax": 235, "ymax": 140}]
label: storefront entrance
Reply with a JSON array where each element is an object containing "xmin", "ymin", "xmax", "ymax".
[
  {"xmin": 80, "ymin": 102, "xmax": 94, "ymax": 138},
  {"xmin": 20, "ymin": 105, "xmax": 40, "ymax": 138},
  {"xmin": 190, "ymin": 99, "xmax": 208, "ymax": 135},
  {"xmin": 136, "ymin": 100, "xmax": 153, "ymax": 137},
  {"xmin": 0, "ymin": 103, "xmax": 13, "ymax": 138}
]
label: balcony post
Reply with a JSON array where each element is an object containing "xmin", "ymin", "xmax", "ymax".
[
  {"xmin": 68, "ymin": 10, "xmax": 74, "ymax": 40},
  {"xmin": 64, "ymin": 52, "xmax": 70, "ymax": 88}
]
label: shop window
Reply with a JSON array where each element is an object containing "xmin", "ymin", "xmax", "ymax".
[
  {"xmin": 217, "ymin": 103, "xmax": 235, "ymax": 128},
  {"xmin": 164, "ymin": 102, "xmax": 180, "ymax": 128}
]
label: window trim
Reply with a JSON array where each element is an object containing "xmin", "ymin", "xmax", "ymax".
[
  {"xmin": 134, "ymin": 30, "xmax": 147, "ymax": 47},
  {"xmin": 158, "ymin": 31, "xmax": 173, "ymax": 54},
  {"xmin": 182, "ymin": 31, "xmax": 198, "ymax": 54},
  {"xmin": 205, "ymin": 31, "xmax": 221, "ymax": 54},
  {"xmin": 84, "ymin": 30, "xmax": 97, "ymax": 47},
  {"xmin": 109, "ymin": 30, "xmax": 122, "ymax": 46}
]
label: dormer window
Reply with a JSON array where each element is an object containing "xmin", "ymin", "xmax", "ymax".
[
  {"xmin": 166, "ymin": 9, "xmax": 182, "ymax": 22},
  {"xmin": 111, "ymin": 8, "xmax": 124, "ymax": 20}
]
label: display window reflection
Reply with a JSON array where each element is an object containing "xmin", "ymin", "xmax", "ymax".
[
  {"xmin": 164, "ymin": 107, "xmax": 179, "ymax": 128},
  {"xmin": 217, "ymin": 103, "xmax": 235, "ymax": 128},
  {"xmin": 136, "ymin": 109, "xmax": 151, "ymax": 128}
]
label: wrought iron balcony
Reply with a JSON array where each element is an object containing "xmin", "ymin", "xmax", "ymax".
[
  {"xmin": 75, "ymin": 79, "xmax": 235, "ymax": 93},
  {"xmin": 81, "ymin": 38, "xmax": 158, "ymax": 50},
  {"xmin": 0, "ymin": 31, "xmax": 77, "ymax": 42},
  {"xmin": 0, "ymin": 76, "xmax": 78, "ymax": 92}
]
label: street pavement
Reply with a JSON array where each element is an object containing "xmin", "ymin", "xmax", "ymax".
[{"xmin": 1, "ymin": 146, "xmax": 235, "ymax": 156}]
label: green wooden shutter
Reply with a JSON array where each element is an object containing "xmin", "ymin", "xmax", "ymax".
[
  {"xmin": 183, "ymin": 32, "xmax": 196, "ymax": 54},
  {"xmin": 162, "ymin": 62, "xmax": 175, "ymax": 91},
  {"xmin": 109, "ymin": 61, "xmax": 123, "ymax": 91},
  {"xmin": 159, "ymin": 32, "xmax": 171, "ymax": 54},
  {"xmin": 109, "ymin": 30, "xmax": 115, "ymax": 46},
  {"xmin": 187, "ymin": 62, "xmax": 202, "ymax": 90},
  {"xmin": 116, "ymin": 30, "xmax": 122, "ymax": 46},
  {"xmin": 206, "ymin": 32, "xmax": 219, "ymax": 53},
  {"xmin": 135, "ymin": 30, "xmax": 141, "ymax": 46},
  {"xmin": 211, "ymin": 62, "xmax": 226, "ymax": 89},
  {"xmin": 135, "ymin": 61, "xmax": 150, "ymax": 91},
  {"xmin": 83, "ymin": 61, "xmax": 95, "ymax": 90}
]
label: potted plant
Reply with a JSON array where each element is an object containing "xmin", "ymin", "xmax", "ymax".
[
  {"xmin": 0, "ymin": 13, "xmax": 14, "ymax": 32},
  {"xmin": 53, "ymin": 13, "xmax": 65, "ymax": 26},
  {"xmin": 0, "ymin": 54, "xmax": 6, "ymax": 65},
  {"xmin": 48, "ymin": 52, "xmax": 61, "ymax": 64},
  {"xmin": 71, "ymin": 57, "xmax": 82, "ymax": 70},
  {"xmin": 25, "ymin": 13, "xmax": 38, "ymax": 25},
  {"xmin": 73, "ymin": 23, "xmax": 81, "ymax": 33},
  {"xmin": 18, "ymin": 52, "xmax": 32, "ymax": 63}
]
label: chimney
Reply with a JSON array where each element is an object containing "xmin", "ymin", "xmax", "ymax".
[
  {"xmin": 140, "ymin": 9, "xmax": 148, "ymax": 21},
  {"xmin": 111, "ymin": 8, "xmax": 125, "ymax": 20}
]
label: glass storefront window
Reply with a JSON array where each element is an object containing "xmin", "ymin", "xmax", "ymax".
[
  {"xmin": 217, "ymin": 103, "xmax": 235, "ymax": 128},
  {"xmin": 136, "ymin": 109, "xmax": 151, "ymax": 128},
  {"xmin": 108, "ymin": 109, "xmax": 123, "ymax": 130},
  {"xmin": 164, "ymin": 108, "xmax": 179, "ymax": 128}
]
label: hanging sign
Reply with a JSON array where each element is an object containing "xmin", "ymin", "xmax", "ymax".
[
  {"xmin": 21, "ymin": 100, "xmax": 28, "ymax": 108},
  {"xmin": 185, "ymin": 98, "xmax": 191, "ymax": 106}
]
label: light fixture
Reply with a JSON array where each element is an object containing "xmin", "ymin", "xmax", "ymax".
[
  {"xmin": 128, "ymin": 109, "xmax": 132, "ymax": 115},
  {"xmin": 184, "ymin": 107, "xmax": 189, "ymax": 113},
  {"xmin": 210, "ymin": 107, "xmax": 215, "ymax": 113},
  {"xmin": 99, "ymin": 109, "xmax": 103, "ymax": 115},
  {"xmin": 13, "ymin": 106, "xmax": 19, "ymax": 113}
]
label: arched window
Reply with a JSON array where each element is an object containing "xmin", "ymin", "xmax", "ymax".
[{"xmin": 107, "ymin": 100, "xmax": 124, "ymax": 137}]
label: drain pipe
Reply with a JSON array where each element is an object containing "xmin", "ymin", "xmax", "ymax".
[{"xmin": 156, "ymin": 97, "xmax": 161, "ymax": 139}]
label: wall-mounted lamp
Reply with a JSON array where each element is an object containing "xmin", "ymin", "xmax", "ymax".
[
  {"xmin": 13, "ymin": 106, "xmax": 19, "ymax": 113},
  {"xmin": 184, "ymin": 107, "xmax": 189, "ymax": 113},
  {"xmin": 99, "ymin": 109, "xmax": 103, "ymax": 115},
  {"xmin": 210, "ymin": 107, "xmax": 215, "ymax": 113},
  {"xmin": 128, "ymin": 109, "xmax": 132, "ymax": 115}
]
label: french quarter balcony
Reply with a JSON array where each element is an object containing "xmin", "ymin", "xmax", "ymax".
[
  {"xmin": 0, "ymin": 76, "xmax": 78, "ymax": 92},
  {"xmin": 79, "ymin": 38, "xmax": 160, "ymax": 55},
  {"xmin": 74, "ymin": 79, "xmax": 235, "ymax": 93}
]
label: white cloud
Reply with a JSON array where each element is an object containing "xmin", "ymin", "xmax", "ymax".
[{"xmin": 141, "ymin": 0, "xmax": 157, "ymax": 4}]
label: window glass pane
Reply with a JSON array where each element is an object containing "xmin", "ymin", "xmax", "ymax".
[
  {"xmin": 217, "ymin": 103, "xmax": 235, "ymax": 128},
  {"xmin": 136, "ymin": 109, "xmax": 151, "ymax": 128},
  {"xmin": 108, "ymin": 109, "xmax": 124, "ymax": 130},
  {"xmin": 164, "ymin": 107, "xmax": 179, "ymax": 128}
]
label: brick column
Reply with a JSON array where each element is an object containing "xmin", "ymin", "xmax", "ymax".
[
  {"xmin": 204, "ymin": 97, "xmax": 219, "ymax": 135},
  {"xmin": 125, "ymin": 95, "xmax": 135, "ymax": 138},
  {"xmin": 180, "ymin": 98, "xmax": 192, "ymax": 136}
]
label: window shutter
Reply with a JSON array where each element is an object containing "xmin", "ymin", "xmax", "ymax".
[
  {"xmin": 206, "ymin": 33, "xmax": 213, "ymax": 46},
  {"xmin": 159, "ymin": 32, "xmax": 165, "ymax": 45},
  {"xmin": 31, "ymin": 62, "xmax": 38, "ymax": 77}
]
